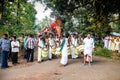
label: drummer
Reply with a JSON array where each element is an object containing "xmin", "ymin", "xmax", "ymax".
[
  {"xmin": 55, "ymin": 34, "xmax": 60, "ymax": 47},
  {"xmin": 48, "ymin": 33, "xmax": 55, "ymax": 60},
  {"xmin": 70, "ymin": 34, "xmax": 78, "ymax": 59},
  {"xmin": 37, "ymin": 35, "xmax": 44, "ymax": 63}
]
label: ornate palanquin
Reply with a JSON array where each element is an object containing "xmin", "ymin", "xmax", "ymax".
[{"xmin": 51, "ymin": 18, "xmax": 62, "ymax": 37}]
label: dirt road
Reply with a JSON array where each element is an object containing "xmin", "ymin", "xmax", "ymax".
[{"xmin": 0, "ymin": 56, "xmax": 120, "ymax": 80}]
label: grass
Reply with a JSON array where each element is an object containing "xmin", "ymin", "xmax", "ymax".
[
  {"xmin": 115, "ymin": 53, "xmax": 120, "ymax": 60},
  {"xmin": 118, "ymin": 54, "xmax": 120, "ymax": 57},
  {"xmin": 93, "ymin": 47, "xmax": 113, "ymax": 58}
]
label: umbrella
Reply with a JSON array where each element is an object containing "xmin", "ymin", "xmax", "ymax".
[{"xmin": 110, "ymin": 32, "xmax": 120, "ymax": 36}]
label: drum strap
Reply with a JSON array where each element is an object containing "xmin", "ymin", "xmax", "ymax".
[{"xmin": 60, "ymin": 38, "xmax": 65, "ymax": 52}]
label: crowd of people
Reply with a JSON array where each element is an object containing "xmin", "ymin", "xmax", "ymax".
[
  {"xmin": 0, "ymin": 32, "xmax": 95, "ymax": 69},
  {"xmin": 103, "ymin": 35, "xmax": 120, "ymax": 53}
]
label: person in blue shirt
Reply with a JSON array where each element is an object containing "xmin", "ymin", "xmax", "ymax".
[{"xmin": 0, "ymin": 34, "xmax": 11, "ymax": 69}]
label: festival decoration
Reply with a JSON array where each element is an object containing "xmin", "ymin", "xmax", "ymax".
[{"xmin": 51, "ymin": 18, "xmax": 62, "ymax": 37}]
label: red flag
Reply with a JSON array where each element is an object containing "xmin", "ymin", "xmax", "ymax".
[{"xmin": 51, "ymin": 22, "xmax": 56, "ymax": 29}]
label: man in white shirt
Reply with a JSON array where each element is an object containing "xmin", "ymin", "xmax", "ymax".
[
  {"xmin": 83, "ymin": 34, "xmax": 94, "ymax": 65},
  {"xmin": 11, "ymin": 36, "xmax": 20, "ymax": 65}
]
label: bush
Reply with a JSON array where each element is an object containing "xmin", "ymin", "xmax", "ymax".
[
  {"xmin": 93, "ymin": 47, "xmax": 113, "ymax": 58},
  {"xmin": 95, "ymin": 40, "xmax": 104, "ymax": 47}
]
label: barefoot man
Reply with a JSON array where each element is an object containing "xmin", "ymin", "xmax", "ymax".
[
  {"xmin": 83, "ymin": 34, "xmax": 94, "ymax": 65},
  {"xmin": 60, "ymin": 33, "xmax": 69, "ymax": 67}
]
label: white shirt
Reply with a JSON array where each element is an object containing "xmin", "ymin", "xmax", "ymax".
[
  {"xmin": 83, "ymin": 38, "xmax": 94, "ymax": 49},
  {"xmin": 38, "ymin": 39, "xmax": 44, "ymax": 48},
  {"xmin": 11, "ymin": 40, "xmax": 20, "ymax": 52},
  {"xmin": 49, "ymin": 38, "xmax": 54, "ymax": 46}
]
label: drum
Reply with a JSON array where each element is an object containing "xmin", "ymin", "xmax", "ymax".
[
  {"xmin": 77, "ymin": 45, "xmax": 84, "ymax": 52},
  {"xmin": 67, "ymin": 47, "xmax": 71, "ymax": 55},
  {"xmin": 42, "ymin": 48, "xmax": 48, "ymax": 57},
  {"xmin": 52, "ymin": 46, "xmax": 56, "ymax": 54},
  {"xmin": 74, "ymin": 48, "xmax": 79, "ymax": 55},
  {"xmin": 55, "ymin": 47, "xmax": 61, "ymax": 55}
]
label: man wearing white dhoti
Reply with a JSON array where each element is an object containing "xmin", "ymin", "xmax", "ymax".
[
  {"xmin": 83, "ymin": 34, "xmax": 94, "ymax": 65},
  {"xmin": 71, "ymin": 34, "xmax": 78, "ymax": 59},
  {"xmin": 37, "ymin": 35, "xmax": 44, "ymax": 62},
  {"xmin": 103, "ymin": 35, "xmax": 109, "ymax": 49},
  {"xmin": 60, "ymin": 34, "xmax": 69, "ymax": 66},
  {"xmin": 48, "ymin": 33, "xmax": 55, "ymax": 60},
  {"xmin": 108, "ymin": 36, "xmax": 112, "ymax": 50}
]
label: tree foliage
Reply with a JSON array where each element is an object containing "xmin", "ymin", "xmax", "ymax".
[
  {"xmin": 0, "ymin": 0, "xmax": 37, "ymax": 37},
  {"xmin": 39, "ymin": 0, "xmax": 120, "ymax": 35},
  {"xmin": 36, "ymin": 16, "xmax": 52, "ymax": 31}
]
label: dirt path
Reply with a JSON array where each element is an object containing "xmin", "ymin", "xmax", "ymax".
[{"xmin": 0, "ymin": 56, "xmax": 120, "ymax": 80}]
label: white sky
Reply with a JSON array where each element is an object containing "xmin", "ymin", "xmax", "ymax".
[
  {"xmin": 27, "ymin": 0, "xmax": 55, "ymax": 25},
  {"xmin": 34, "ymin": 2, "xmax": 52, "ymax": 21}
]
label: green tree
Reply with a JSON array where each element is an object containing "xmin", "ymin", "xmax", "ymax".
[
  {"xmin": 39, "ymin": 0, "xmax": 120, "ymax": 35},
  {"xmin": 0, "ymin": 0, "xmax": 37, "ymax": 37},
  {"xmin": 36, "ymin": 16, "xmax": 52, "ymax": 31}
]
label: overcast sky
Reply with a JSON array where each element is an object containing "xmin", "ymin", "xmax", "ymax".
[{"xmin": 34, "ymin": 1, "xmax": 52, "ymax": 21}]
